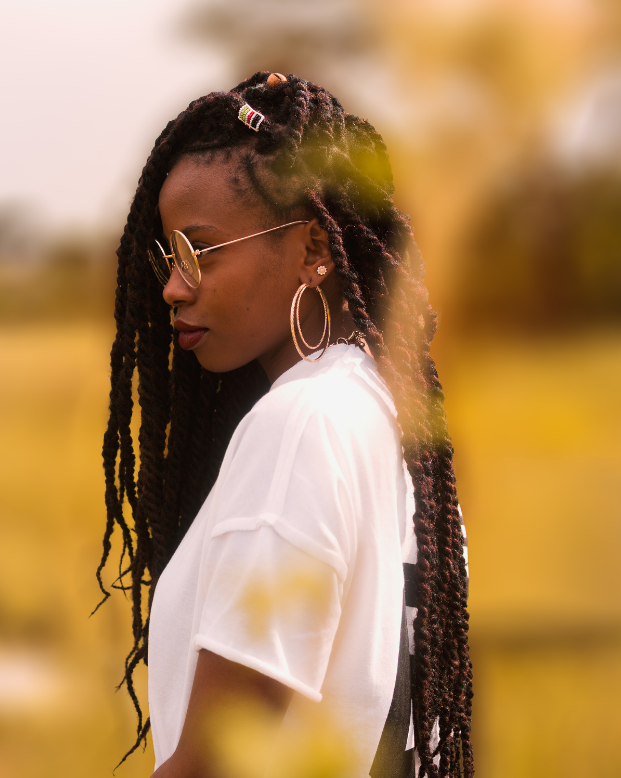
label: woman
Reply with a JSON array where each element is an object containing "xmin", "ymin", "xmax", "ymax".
[{"xmin": 97, "ymin": 72, "xmax": 473, "ymax": 778}]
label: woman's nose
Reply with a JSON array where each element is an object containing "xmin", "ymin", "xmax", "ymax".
[{"xmin": 162, "ymin": 265, "xmax": 196, "ymax": 307}]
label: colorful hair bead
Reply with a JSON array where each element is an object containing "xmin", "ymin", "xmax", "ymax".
[{"xmin": 238, "ymin": 103, "xmax": 265, "ymax": 132}]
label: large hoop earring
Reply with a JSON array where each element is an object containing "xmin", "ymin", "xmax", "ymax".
[{"xmin": 290, "ymin": 283, "xmax": 331, "ymax": 362}]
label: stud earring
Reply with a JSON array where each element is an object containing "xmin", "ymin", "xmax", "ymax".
[{"xmin": 317, "ymin": 265, "xmax": 328, "ymax": 276}]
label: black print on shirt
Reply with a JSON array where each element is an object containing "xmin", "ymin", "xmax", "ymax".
[
  {"xmin": 369, "ymin": 564, "xmax": 416, "ymax": 778},
  {"xmin": 370, "ymin": 507, "xmax": 469, "ymax": 778}
]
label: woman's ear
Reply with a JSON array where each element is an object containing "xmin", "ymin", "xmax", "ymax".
[{"xmin": 299, "ymin": 219, "xmax": 334, "ymax": 286}]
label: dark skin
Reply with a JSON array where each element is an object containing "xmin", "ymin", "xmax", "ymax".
[
  {"xmin": 160, "ymin": 153, "xmax": 361, "ymax": 383},
  {"xmin": 151, "ymin": 649, "xmax": 293, "ymax": 778},
  {"xmin": 153, "ymin": 153, "xmax": 361, "ymax": 777}
]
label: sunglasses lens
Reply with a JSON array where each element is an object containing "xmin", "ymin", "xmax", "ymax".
[
  {"xmin": 148, "ymin": 242, "xmax": 171, "ymax": 286},
  {"xmin": 170, "ymin": 231, "xmax": 201, "ymax": 289}
]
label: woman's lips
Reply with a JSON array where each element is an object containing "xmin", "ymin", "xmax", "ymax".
[{"xmin": 177, "ymin": 328, "xmax": 209, "ymax": 350}]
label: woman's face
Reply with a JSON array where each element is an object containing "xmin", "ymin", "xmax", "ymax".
[{"xmin": 159, "ymin": 154, "xmax": 334, "ymax": 380}]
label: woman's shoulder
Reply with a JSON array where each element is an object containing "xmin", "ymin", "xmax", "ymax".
[
  {"xmin": 233, "ymin": 345, "xmax": 399, "ymax": 457},
  {"xmin": 210, "ymin": 346, "xmax": 403, "ymax": 567}
]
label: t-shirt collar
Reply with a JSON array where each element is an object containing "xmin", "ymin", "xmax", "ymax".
[{"xmin": 270, "ymin": 343, "xmax": 373, "ymax": 393}]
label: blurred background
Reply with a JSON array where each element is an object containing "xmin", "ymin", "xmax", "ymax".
[{"xmin": 1, "ymin": 0, "xmax": 620, "ymax": 776}]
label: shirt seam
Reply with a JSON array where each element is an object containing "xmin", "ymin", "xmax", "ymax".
[{"xmin": 209, "ymin": 516, "xmax": 348, "ymax": 583}]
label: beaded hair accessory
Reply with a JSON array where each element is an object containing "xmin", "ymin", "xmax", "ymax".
[{"xmin": 238, "ymin": 103, "xmax": 265, "ymax": 132}]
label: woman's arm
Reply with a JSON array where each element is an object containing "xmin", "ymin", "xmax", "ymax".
[{"xmin": 152, "ymin": 649, "xmax": 293, "ymax": 778}]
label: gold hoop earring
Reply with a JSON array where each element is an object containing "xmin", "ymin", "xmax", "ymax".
[{"xmin": 290, "ymin": 284, "xmax": 331, "ymax": 362}]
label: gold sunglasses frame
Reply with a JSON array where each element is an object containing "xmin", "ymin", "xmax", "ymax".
[{"xmin": 148, "ymin": 220, "xmax": 310, "ymax": 289}]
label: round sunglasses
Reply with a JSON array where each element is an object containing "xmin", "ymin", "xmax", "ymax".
[{"xmin": 148, "ymin": 220, "xmax": 309, "ymax": 289}]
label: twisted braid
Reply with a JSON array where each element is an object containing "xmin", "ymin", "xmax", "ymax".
[
  {"xmin": 162, "ymin": 342, "xmax": 202, "ymax": 544},
  {"xmin": 99, "ymin": 72, "xmax": 473, "ymax": 775},
  {"xmin": 178, "ymin": 367, "xmax": 220, "ymax": 534}
]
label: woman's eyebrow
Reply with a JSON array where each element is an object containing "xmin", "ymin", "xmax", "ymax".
[{"xmin": 182, "ymin": 223, "xmax": 224, "ymax": 236}]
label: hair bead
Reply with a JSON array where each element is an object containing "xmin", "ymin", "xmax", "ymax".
[
  {"xmin": 238, "ymin": 103, "xmax": 265, "ymax": 132},
  {"xmin": 267, "ymin": 72, "xmax": 287, "ymax": 86}
]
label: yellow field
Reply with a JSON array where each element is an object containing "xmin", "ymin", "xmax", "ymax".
[
  {"xmin": 440, "ymin": 332, "xmax": 621, "ymax": 777},
  {"xmin": 0, "ymin": 322, "xmax": 619, "ymax": 777},
  {"xmin": 0, "ymin": 323, "xmax": 152, "ymax": 778}
]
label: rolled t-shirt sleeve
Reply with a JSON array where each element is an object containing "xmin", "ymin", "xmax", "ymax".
[
  {"xmin": 193, "ymin": 525, "xmax": 343, "ymax": 701},
  {"xmin": 190, "ymin": 375, "xmax": 374, "ymax": 701}
]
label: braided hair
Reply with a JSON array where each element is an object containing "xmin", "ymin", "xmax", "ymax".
[{"xmin": 98, "ymin": 72, "xmax": 473, "ymax": 777}]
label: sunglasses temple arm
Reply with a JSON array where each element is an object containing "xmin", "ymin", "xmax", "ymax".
[{"xmin": 193, "ymin": 221, "xmax": 309, "ymax": 257}]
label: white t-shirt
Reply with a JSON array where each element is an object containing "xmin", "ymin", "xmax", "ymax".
[{"xmin": 148, "ymin": 344, "xmax": 417, "ymax": 776}]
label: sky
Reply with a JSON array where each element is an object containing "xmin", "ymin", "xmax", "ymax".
[
  {"xmin": 2, "ymin": 0, "xmax": 618, "ymax": 234},
  {"xmin": 0, "ymin": 0, "xmax": 406, "ymax": 232},
  {"xmin": 1, "ymin": 0, "xmax": 228, "ymax": 230}
]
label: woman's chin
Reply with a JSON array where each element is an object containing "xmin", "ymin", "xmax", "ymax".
[{"xmin": 194, "ymin": 348, "xmax": 255, "ymax": 374}]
